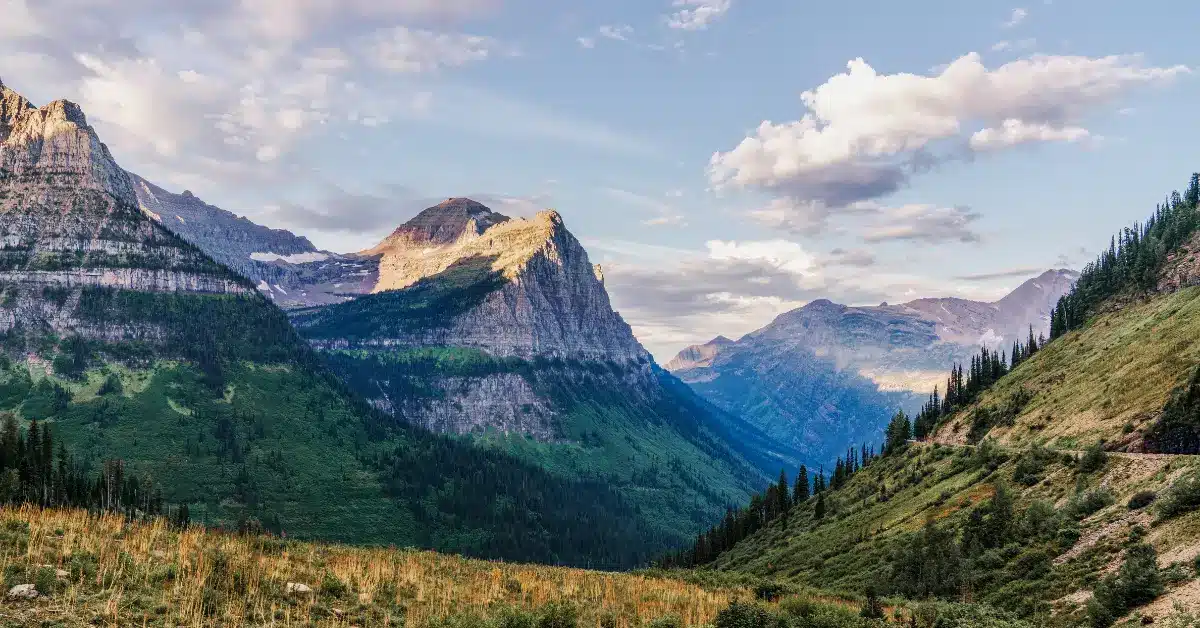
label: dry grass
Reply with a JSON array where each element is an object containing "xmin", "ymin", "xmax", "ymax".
[{"xmin": 0, "ymin": 506, "xmax": 745, "ymax": 627}]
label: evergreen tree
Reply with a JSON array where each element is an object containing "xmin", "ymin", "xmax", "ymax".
[
  {"xmin": 793, "ymin": 465, "xmax": 810, "ymax": 503},
  {"xmin": 814, "ymin": 492, "xmax": 826, "ymax": 520}
]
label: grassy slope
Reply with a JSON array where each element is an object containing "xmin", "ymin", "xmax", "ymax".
[
  {"xmin": 934, "ymin": 286, "xmax": 1200, "ymax": 449},
  {"xmin": 0, "ymin": 506, "xmax": 747, "ymax": 627},
  {"xmin": 706, "ymin": 442, "xmax": 1200, "ymax": 622}
]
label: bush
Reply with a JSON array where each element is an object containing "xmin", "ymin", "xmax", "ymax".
[
  {"xmin": 714, "ymin": 602, "xmax": 784, "ymax": 628},
  {"xmin": 1066, "ymin": 488, "xmax": 1114, "ymax": 520},
  {"xmin": 1078, "ymin": 441, "xmax": 1109, "ymax": 474},
  {"xmin": 1087, "ymin": 542, "xmax": 1164, "ymax": 627},
  {"xmin": 648, "ymin": 615, "xmax": 682, "ymax": 628},
  {"xmin": 1159, "ymin": 472, "xmax": 1200, "ymax": 520},
  {"xmin": 1128, "ymin": 490, "xmax": 1157, "ymax": 510},
  {"xmin": 320, "ymin": 571, "xmax": 348, "ymax": 599}
]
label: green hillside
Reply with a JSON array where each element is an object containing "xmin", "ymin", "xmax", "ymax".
[{"xmin": 664, "ymin": 173, "xmax": 1200, "ymax": 626}]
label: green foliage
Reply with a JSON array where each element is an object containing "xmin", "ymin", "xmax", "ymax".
[
  {"xmin": 1157, "ymin": 471, "xmax": 1200, "ymax": 521},
  {"xmin": 884, "ymin": 411, "xmax": 911, "ymax": 456},
  {"xmin": 1147, "ymin": 366, "xmax": 1200, "ymax": 453},
  {"xmin": 1011, "ymin": 445, "xmax": 1055, "ymax": 486},
  {"xmin": 889, "ymin": 518, "xmax": 963, "ymax": 599},
  {"xmin": 1087, "ymin": 541, "xmax": 1164, "ymax": 627},
  {"xmin": 1064, "ymin": 488, "xmax": 1114, "ymax": 520},
  {"xmin": 1051, "ymin": 173, "xmax": 1200, "ymax": 339},
  {"xmin": 292, "ymin": 256, "xmax": 507, "ymax": 340},
  {"xmin": 1077, "ymin": 441, "xmax": 1109, "ymax": 474}
]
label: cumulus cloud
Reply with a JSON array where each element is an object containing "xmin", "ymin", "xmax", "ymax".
[
  {"xmin": 599, "ymin": 238, "xmax": 1002, "ymax": 359},
  {"xmin": 710, "ymin": 52, "xmax": 1188, "ymax": 225},
  {"xmin": 665, "ymin": 0, "xmax": 732, "ymax": 31}
]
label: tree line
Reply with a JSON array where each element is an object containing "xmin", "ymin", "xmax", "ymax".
[
  {"xmin": 1051, "ymin": 173, "xmax": 1200, "ymax": 339},
  {"xmin": 0, "ymin": 413, "xmax": 189, "ymax": 526},
  {"xmin": 910, "ymin": 330, "xmax": 1044, "ymax": 440},
  {"xmin": 659, "ymin": 443, "xmax": 881, "ymax": 568}
]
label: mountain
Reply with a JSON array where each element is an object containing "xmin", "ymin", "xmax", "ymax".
[
  {"xmin": 128, "ymin": 176, "xmax": 380, "ymax": 307},
  {"xmin": 287, "ymin": 198, "xmax": 802, "ymax": 537},
  {"xmin": 0, "ymin": 79, "xmax": 729, "ymax": 568},
  {"xmin": 668, "ymin": 270, "xmax": 1077, "ymax": 464}
]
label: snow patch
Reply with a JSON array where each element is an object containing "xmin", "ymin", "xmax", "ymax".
[
  {"xmin": 273, "ymin": 284, "xmax": 288, "ymax": 295},
  {"xmin": 251, "ymin": 251, "xmax": 329, "ymax": 264},
  {"xmin": 175, "ymin": 215, "xmax": 186, "ymax": 224},
  {"xmin": 256, "ymin": 280, "xmax": 270, "ymax": 292}
]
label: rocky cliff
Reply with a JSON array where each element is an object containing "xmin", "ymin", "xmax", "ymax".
[
  {"xmin": 296, "ymin": 199, "xmax": 649, "ymax": 363},
  {"xmin": 668, "ymin": 269, "xmax": 1077, "ymax": 464},
  {"xmin": 0, "ymin": 79, "xmax": 250, "ymax": 346}
]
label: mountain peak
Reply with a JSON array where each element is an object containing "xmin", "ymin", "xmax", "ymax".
[
  {"xmin": 376, "ymin": 197, "xmax": 510, "ymax": 249},
  {"xmin": 0, "ymin": 83, "xmax": 133, "ymax": 203}
]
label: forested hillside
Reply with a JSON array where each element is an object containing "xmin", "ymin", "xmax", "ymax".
[{"xmin": 661, "ymin": 173, "xmax": 1200, "ymax": 626}]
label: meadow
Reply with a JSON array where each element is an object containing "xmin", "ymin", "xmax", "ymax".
[{"xmin": 0, "ymin": 506, "xmax": 745, "ymax": 627}]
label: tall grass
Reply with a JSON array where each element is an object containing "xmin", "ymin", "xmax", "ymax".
[{"xmin": 0, "ymin": 506, "xmax": 745, "ymax": 627}]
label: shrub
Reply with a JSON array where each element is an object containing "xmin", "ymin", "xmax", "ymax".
[
  {"xmin": 1158, "ymin": 472, "xmax": 1200, "ymax": 520},
  {"xmin": 1087, "ymin": 542, "xmax": 1164, "ymax": 627},
  {"xmin": 1078, "ymin": 441, "xmax": 1109, "ymax": 474},
  {"xmin": 1066, "ymin": 488, "xmax": 1114, "ymax": 520},
  {"xmin": 320, "ymin": 571, "xmax": 348, "ymax": 599},
  {"xmin": 1128, "ymin": 490, "xmax": 1157, "ymax": 510},
  {"xmin": 648, "ymin": 615, "xmax": 682, "ymax": 628},
  {"xmin": 714, "ymin": 602, "xmax": 775, "ymax": 628}
]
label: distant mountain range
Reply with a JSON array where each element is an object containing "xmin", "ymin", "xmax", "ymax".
[{"xmin": 666, "ymin": 269, "xmax": 1078, "ymax": 464}]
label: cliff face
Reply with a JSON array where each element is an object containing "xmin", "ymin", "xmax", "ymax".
[
  {"xmin": 0, "ymin": 80, "xmax": 248, "ymax": 344},
  {"xmin": 668, "ymin": 270, "xmax": 1078, "ymax": 464},
  {"xmin": 296, "ymin": 199, "xmax": 649, "ymax": 363}
]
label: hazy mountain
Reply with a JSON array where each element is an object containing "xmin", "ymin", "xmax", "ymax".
[{"xmin": 668, "ymin": 269, "xmax": 1078, "ymax": 463}]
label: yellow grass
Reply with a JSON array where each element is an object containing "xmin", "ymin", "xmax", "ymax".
[{"xmin": 0, "ymin": 506, "xmax": 746, "ymax": 627}]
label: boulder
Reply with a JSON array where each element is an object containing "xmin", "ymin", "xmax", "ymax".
[{"xmin": 7, "ymin": 583, "xmax": 38, "ymax": 599}]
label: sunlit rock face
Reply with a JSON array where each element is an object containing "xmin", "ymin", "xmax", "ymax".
[{"xmin": 0, "ymin": 80, "xmax": 252, "ymax": 341}]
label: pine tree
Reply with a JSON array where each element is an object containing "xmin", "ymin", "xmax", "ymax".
[
  {"xmin": 793, "ymin": 465, "xmax": 810, "ymax": 503},
  {"xmin": 776, "ymin": 469, "xmax": 789, "ymax": 515},
  {"xmin": 814, "ymin": 492, "xmax": 826, "ymax": 520}
]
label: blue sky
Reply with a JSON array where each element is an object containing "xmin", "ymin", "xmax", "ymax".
[{"xmin": 2, "ymin": 0, "xmax": 1198, "ymax": 358}]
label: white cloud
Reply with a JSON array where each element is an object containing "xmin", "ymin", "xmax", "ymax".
[
  {"xmin": 577, "ymin": 37, "xmax": 596, "ymax": 49},
  {"xmin": 366, "ymin": 26, "xmax": 507, "ymax": 73},
  {"xmin": 969, "ymin": 119, "xmax": 1092, "ymax": 151},
  {"xmin": 598, "ymin": 25, "xmax": 634, "ymax": 41},
  {"xmin": 1003, "ymin": 8, "xmax": 1028, "ymax": 28},
  {"xmin": 604, "ymin": 187, "xmax": 686, "ymax": 226},
  {"xmin": 706, "ymin": 240, "xmax": 816, "ymax": 275},
  {"xmin": 992, "ymin": 41, "xmax": 1012, "ymax": 52},
  {"xmin": 710, "ymin": 52, "xmax": 1189, "ymax": 215},
  {"xmin": 666, "ymin": 0, "xmax": 732, "ymax": 31},
  {"xmin": 0, "ymin": 0, "xmax": 41, "ymax": 37}
]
